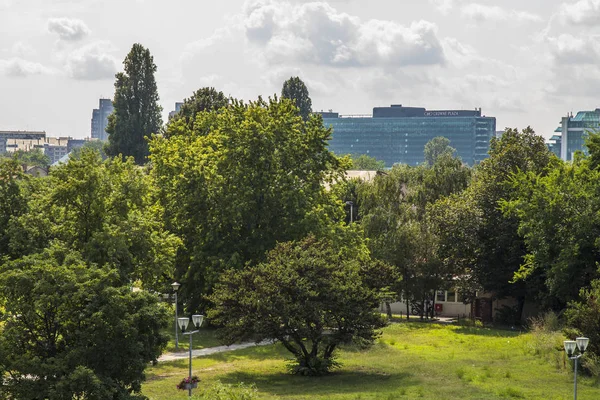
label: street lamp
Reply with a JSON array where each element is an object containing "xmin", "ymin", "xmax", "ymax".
[
  {"xmin": 564, "ymin": 337, "xmax": 590, "ymax": 400},
  {"xmin": 171, "ymin": 282, "xmax": 181, "ymax": 350},
  {"xmin": 345, "ymin": 201, "xmax": 354, "ymax": 223},
  {"xmin": 178, "ymin": 314, "xmax": 204, "ymax": 398}
]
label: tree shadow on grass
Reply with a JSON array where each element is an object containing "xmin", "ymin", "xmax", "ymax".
[
  {"xmin": 452, "ymin": 326, "xmax": 523, "ymax": 338},
  {"xmin": 218, "ymin": 369, "xmax": 418, "ymax": 398}
]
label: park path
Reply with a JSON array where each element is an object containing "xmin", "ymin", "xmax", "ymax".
[{"xmin": 158, "ymin": 340, "xmax": 274, "ymax": 362}]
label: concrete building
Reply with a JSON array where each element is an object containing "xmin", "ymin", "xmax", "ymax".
[
  {"xmin": 0, "ymin": 131, "xmax": 46, "ymax": 154},
  {"xmin": 6, "ymin": 136, "xmax": 86, "ymax": 165},
  {"xmin": 555, "ymin": 109, "xmax": 600, "ymax": 161},
  {"xmin": 91, "ymin": 99, "xmax": 114, "ymax": 141},
  {"xmin": 319, "ymin": 105, "xmax": 496, "ymax": 167}
]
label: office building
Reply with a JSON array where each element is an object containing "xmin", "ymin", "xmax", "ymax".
[
  {"xmin": 554, "ymin": 109, "xmax": 600, "ymax": 161},
  {"xmin": 547, "ymin": 134, "xmax": 561, "ymax": 158},
  {"xmin": 91, "ymin": 99, "xmax": 114, "ymax": 141},
  {"xmin": 169, "ymin": 102, "xmax": 184, "ymax": 120},
  {"xmin": 320, "ymin": 105, "xmax": 496, "ymax": 167}
]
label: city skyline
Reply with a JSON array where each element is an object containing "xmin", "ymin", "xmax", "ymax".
[{"xmin": 1, "ymin": 0, "xmax": 599, "ymax": 139}]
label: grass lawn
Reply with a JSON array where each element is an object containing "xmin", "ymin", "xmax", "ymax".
[
  {"xmin": 163, "ymin": 327, "xmax": 222, "ymax": 353},
  {"xmin": 143, "ymin": 322, "xmax": 600, "ymax": 399}
]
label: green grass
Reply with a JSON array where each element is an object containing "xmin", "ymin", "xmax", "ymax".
[
  {"xmin": 143, "ymin": 322, "xmax": 599, "ymax": 399},
  {"xmin": 163, "ymin": 327, "xmax": 222, "ymax": 353}
]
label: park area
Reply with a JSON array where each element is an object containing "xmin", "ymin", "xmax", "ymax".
[{"xmin": 142, "ymin": 321, "xmax": 600, "ymax": 400}]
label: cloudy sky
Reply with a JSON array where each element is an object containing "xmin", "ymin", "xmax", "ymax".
[{"xmin": 1, "ymin": 0, "xmax": 598, "ymax": 139}]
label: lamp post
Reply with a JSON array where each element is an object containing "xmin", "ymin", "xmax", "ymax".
[
  {"xmin": 171, "ymin": 282, "xmax": 181, "ymax": 350},
  {"xmin": 345, "ymin": 201, "xmax": 354, "ymax": 223},
  {"xmin": 564, "ymin": 337, "xmax": 590, "ymax": 400},
  {"xmin": 178, "ymin": 315, "xmax": 204, "ymax": 398}
]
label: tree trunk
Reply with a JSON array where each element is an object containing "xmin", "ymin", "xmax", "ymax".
[{"xmin": 385, "ymin": 302, "xmax": 392, "ymax": 319}]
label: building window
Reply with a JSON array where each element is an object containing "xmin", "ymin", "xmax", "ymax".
[
  {"xmin": 436, "ymin": 290, "xmax": 446, "ymax": 302},
  {"xmin": 447, "ymin": 291, "xmax": 456, "ymax": 303}
]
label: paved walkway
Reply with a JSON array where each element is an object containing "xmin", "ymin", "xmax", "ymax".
[{"xmin": 158, "ymin": 340, "xmax": 274, "ymax": 362}]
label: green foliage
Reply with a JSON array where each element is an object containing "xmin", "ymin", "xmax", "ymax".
[
  {"xmin": 358, "ymin": 149, "xmax": 471, "ymax": 316},
  {"xmin": 208, "ymin": 236, "xmax": 387, "ymax": 376},
  {"xmin": 106, "ymin": 43, "xmax": 163, "ymax": 164},
  {"xmin": 585, "ymin": 130, "xmax": 600, "ymax": 170},
  {"xmin": 0, "ymin": 247, "xmax": 170, "ymax": 399},
  {"xmin": 436, "ymin": 127, "xmax": 552, "ymax": 317},
  {"xmin": 281, "ymin": 76, "xmax": 312, "ymax": 120},
  {"xmin": 7, "ymin": 149, "xmax": 180, "ymax": 291},
  {"xmin": 170, "ymin": 87, "xmax": 229, "ymax": 131},
  {"xmin": 3, "ymin": 148, "xmax": 50, "ymax": 167},
  {"xmin": 348, "ymin": 154, "xmax": 386, "ymax": 170},
  {"xmin": 70, "ymin": 139, "xmax": 108, "ymax": 160},
  {"xmin": 0, "ymin": 157, "xmax": 28, "ymax": 257},
  {"xmin": 423, "ymin": 136, "xmax": 456, "ymax": 166},
  {"xmin": 191, "ymin": 382, "xmax": 258, "ymax": 400},
  {"xmin": 565, "ymin": 277, "xmax": 600, "ymax": 359},
  {"xmin": 508, "ymin": 157, "xmax": 599, "ymax": 306},
  {"xmin": 150, "ymin": 97, "xmax": 345, "ymax": 311}
]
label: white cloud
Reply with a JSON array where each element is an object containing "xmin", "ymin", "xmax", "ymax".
[
  {"xmin": 430, "ymin": 0, "xmax": 460, "ymax": 14},
  {"xmin": 11, "ymin": 41, "xmax": 34, "ymax": 57},
  {"xmin": 559, "ymin": 0, "xmax": 600, "ymax": 25},
  {"xmin": 548, "ymin": 34, "xmax": 600, "ymax": 65},
  {"xmin": 66, "ymin": 41, "xmax": 118, "ymax": 80},
  {"xmin": 47, "ymin": 17, "xmax": 91, "ymax": 41},
  {"xmin": 0, "ymin": 58, "xmax": 53, "ymax": 77},
  {"xmin": 460, "ymin": 3, "xmax": 542, "ymax": 22},
  {"xmin": 242, "ymin": 0, "xmax": 446, "ymax": 67}
]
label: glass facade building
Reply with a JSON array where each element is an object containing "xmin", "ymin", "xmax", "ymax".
[
  {"xmin": 321, "ymin": 105, "xmax": 496, "ymax": 167},
  {"xmin": 555, "ymin": 109, "xmax": 600, "ymax": 161},
  {"xmin": 91, "ymin": 99, "xmax": 114, "ymax": 141}
]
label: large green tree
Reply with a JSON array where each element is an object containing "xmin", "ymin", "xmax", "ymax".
[
  {"xmin": 169, "ymin": 87, "xmax": 229, "ymax": 132},
  {"xmin": 150, "ymin": 98, "xmax": 345, "ymax": 311},
  {"xmin": 0, "ymin": 157, "xmax": 28, "ymax": 257},
  {"xmin": 424, "ymin": 136, "xmax": 456, "ymax": 166},
  {"xmin": 436, "ymin": 127, "xmax": 553, "ymax": 318},
  {"xmin": 0, "ymin": 247, "xmax": 169, "ymax": 399},
  {"xmin": 281, "ymin": 76, "xmax": 312, "ymax": 120},
  {"xmin": 8, "ymin": 149, "xmax": 180, "ymax": 291},
  {"xmin": 208, "ymin": 236, "xmax": 387, "ymax": 376},
  {"xmin": 106, "ymin": 43, "xmax": 162, "ymax": 164},
  {"xmin": 348, "ymin": 154, "xmax": 386, "ymax": 171},
  {"xmin": 507, "ymin": 143, "xmax": 600, "ymax": 308},
  {"xmin": 358, "ymin": 148, "xmax": 471, "ymax": 318}
]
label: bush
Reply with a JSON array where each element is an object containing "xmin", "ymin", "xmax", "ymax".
[
  {"xmin": 208, "ymin": 236, "xmax": 387, "ymax": 376},
  {"xmin": 192, "ymin": 382, "xmax": 258, "ymax": 400}
]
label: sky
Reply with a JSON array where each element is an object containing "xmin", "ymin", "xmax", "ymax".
[{"xmin": 1, "ymin": 0, "xmax": 599, "ymax": 139}]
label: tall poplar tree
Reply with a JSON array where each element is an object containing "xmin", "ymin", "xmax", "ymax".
[
  {"xmin": 106, "ymin": 43, "xmax": 162, "ymax": 164},
  {"xmin": 281, "ymin": 76, "xmax": 312, "ymax": 120}
]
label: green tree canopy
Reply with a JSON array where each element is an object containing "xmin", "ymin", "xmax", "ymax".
[
  {"xmin": 433, "ymin": 127, "xmax": 553, "ymax": 319},
  {"xmin": 150, "ymin": 97, "xmax": 345, "ymax": 312},
  {"xmin": 281, "ymin": 76, "xmax": 312, "ymax": 120},
  {"xmin": 0, "ymin": 246, "xmax": 169, "ymax": 399},
  {"xmin": 8, "ymin": 149, "xmax": 180, "ymax": 291},
  {"xmin": 358, "ymin": 153, "xmax": 471, "ymax": 318},
  {"xmin": 106, "ymin": 43, "xmax": 162, "ymax": 164},
  {"xmin": 348, "ymin": 154, "xmax": 386, "ymax": 170},
  {"xmin": 170, "ymin": 87, "xmax": 229, "ymax": 132},
  {"xmin": 208, "ymin": 236, "xmax": 387, "ymax": 376},
  {"xmin": 0, "ymin": 157, "xmax": 28, "ymax": 257},
  {"xmin": 507, "ymin": 156, "xmax": 599, "ymax": 308},
  {"xmin": 424, "ymin": 136, "xmax": 456, "ymax": 166},
  {"xmin": 3, "ymin": 149, "xmax": 50, "ymax": 167}
]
